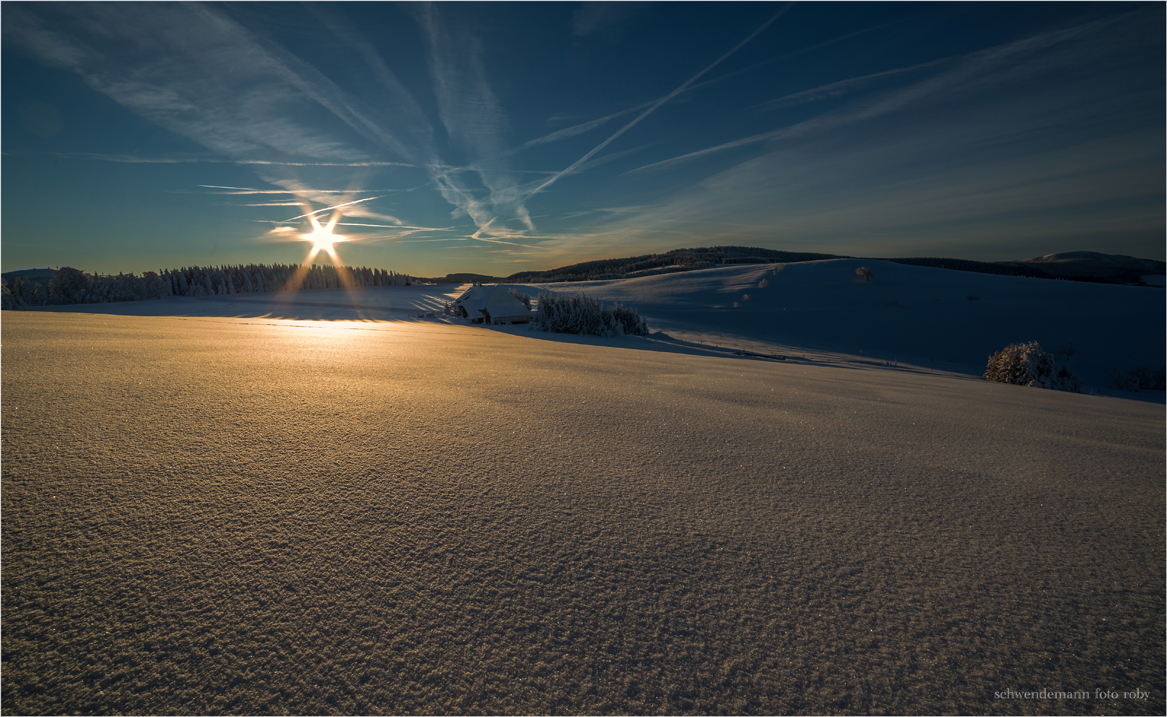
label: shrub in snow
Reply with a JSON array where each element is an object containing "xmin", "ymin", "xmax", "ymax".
[
  {"xmin": 529, "ymin": 293, "xmax": 648, "ymax": 337},
  {"xmin": 984, "ymin": 341, "xmax": 1082, "ymax": 392},
  {"xmin": 856, "ymin": 266, "xmax": 873, "ymax": 281}
]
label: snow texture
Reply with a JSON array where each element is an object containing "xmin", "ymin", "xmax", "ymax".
[{"xmin": 2, "ymin": 262, "xmax": 1164, "ymax": 714}]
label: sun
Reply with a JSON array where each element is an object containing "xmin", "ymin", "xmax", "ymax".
[
  {"xmin": 301, "ymin": 212, "xmax": 347, "ymax": 260},
  {"xmin": 281, "ymin": 207, "xmax": 361, "ymax": 295},
  {"xmin": 305, "ymin": 225, "xmax": 338, "ymax": 253}
]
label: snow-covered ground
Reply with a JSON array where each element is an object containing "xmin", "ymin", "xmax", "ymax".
[
  {"xmin": 28, "ymin": 257, "xmax": 1165, "ymax": 396},
  {"xmin": 3, "ymin": 262, "xmax": 1164, "ymax": 714},
  {"xmin": 509, "ymin": 258, "xmax": 1166, "ymax": 395}
]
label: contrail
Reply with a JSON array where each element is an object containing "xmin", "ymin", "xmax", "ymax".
[
  {"xmin": 280, "ymin": 195, "xmax": 381, "ymax": 222},
  {"xmin": 525, "ymin": 3, "xmax": 793, "ymax": 200}
]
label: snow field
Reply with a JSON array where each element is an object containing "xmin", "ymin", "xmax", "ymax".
[
  {"xmin": 516, "ymin": 259, "xmax": 1166, "ymax": 392},
  {"xmin": 2, "ymin": 312, "xmax": 1163, "ymax": 714}
]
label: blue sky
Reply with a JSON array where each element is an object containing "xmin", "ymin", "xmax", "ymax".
[{"xmin": 3, "ymin": 2, "xmax": 1163, "ymax": 276}]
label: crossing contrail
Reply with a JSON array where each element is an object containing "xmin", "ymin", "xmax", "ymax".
[
  {"xmin": 524, "ymin": 4, "xmax": 792, "ymax": 201},
  {"xmin": 280, "ymin": 195, "xmax": 381, "ymax": 222}
]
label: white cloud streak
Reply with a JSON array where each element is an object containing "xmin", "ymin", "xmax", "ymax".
[
  {"xmin": 526, "ymin": 4, "xmax": 793, "ymax": 201},
  {"xmin": 2, "ymin": 3, "xmax": 460, "ymax": 235},
  {"xmin": 629, "ymin": 12, "xmax": 1138, "ymax": 174},
  {"xmin": 418, "ymin": 4, "xmax": 536, "ymax": 236},
  {"xmin": 279, "ymin": 196, "xmax": 385, "ymax": 223},
  {"xmin": 35, "ymin": 151, "xmax": 415, "ymax": 166}
]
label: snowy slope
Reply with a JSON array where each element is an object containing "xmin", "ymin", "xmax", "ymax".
[
  {"xmin": 22, "ymin": 257, "xmax": 1164, "ymax": 392},
  {"xmin": 515, "ymin": 258, "xmax": 1166, "ymax": 390},
  {"xmin": 3, "ymin": 312, "xmax": 1163, "ymax": 714}
]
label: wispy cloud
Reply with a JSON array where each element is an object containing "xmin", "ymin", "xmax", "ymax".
[
  {"xmin": 193, "ymin": 186, "xmax": 393, "ymax": 195},
  {"xmin": 508, "ymin": 17, "xmax": 898, "ymax": 171},
  {"xmin": 751, "ymin": 56, "xmax": 951, "ymax": 112},
  {"xmin": 225, "ymin": 202, "xmax": 303, "ymax": 207},
  {"xmin": 33, "ymin": 151, "xmax": 415, "ymax": 167},
  {"xmin": 279, "ymin": 196, "xmax": 386, "ymax": 223},
  {"xmin": 527, "ymin": 4, "xmax": 792, "ymax": 201},
  {"xmin": 572, "ymin": 2, "xmax": 650, "ymax": 38},
  {"xmin": 580, "ymin": 13, "xmax": 1164, "ymax": 262},
  {"xmin": 3, "ymin": 3, "xmax": 458, "ymax": 237},
  {"xmin": 629, "ymin": 12, "xmax": 1136, "ymax": 175},
  {"xmin": 417, "ymin": 4, "xmax": 535, "ymax": 237},
  {"xmin": 520, "ymin": 107, "xmax": 640, "ymax": 150},
  {"xmin": 5, "ymin": 2, "xmax": 1158, "ymax": 271}
]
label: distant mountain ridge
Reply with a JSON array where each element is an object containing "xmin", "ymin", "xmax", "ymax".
[
  {"xmin": 2, "ymin": 267, "xmax": 60, "ymax": 283},
  {"xmin": 413, "ymin": 272, "xmax": 505, "ymax": 285},
  {"xmin": 1000, "ymin": 251, "xmax": 1166, "ymax": 285},
  {"xmin": 503, "ymin": 246, "xmax": 1165, "ymax": 287},
  {"xmin": 505, "ymin": 247, "xmax": 842, "ymax": 283}
]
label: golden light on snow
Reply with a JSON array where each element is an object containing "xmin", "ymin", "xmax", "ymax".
[{"xmin": 2, "ymin": 260, "xmax": 1165, "ymax": 714}]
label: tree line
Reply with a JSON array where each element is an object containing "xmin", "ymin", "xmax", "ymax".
[{"xmin": 1, "ymin": 263, "xmax": 412, "ymax": 309}]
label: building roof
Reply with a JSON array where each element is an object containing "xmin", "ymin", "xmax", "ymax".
[
  {"xmin": 456, "ymin": 285, "xmax": 530, "ymax": 320},
  {"xmin": 455, "ymin": 284, "xmax": 491, "ymax": 303},
  {"xmin": 481, "ymin": 287, "xmax": 530, "ymax": 318}
]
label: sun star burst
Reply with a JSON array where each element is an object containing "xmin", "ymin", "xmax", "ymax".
[{"xmin": 302, "ymin": 212, "xmax": 347, "ymax": 260}]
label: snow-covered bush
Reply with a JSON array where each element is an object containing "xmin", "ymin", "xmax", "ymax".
[
  {"xmin": 984, "ymin": 341, "xmax": 1082, "ymax": 392},
  {"xmin": 856, "ymin": 266, "xmax": 873, "ymax": 281},
  {"xmin": 529, "ymin": 293, "xmax": 648, "ymax": 337}
]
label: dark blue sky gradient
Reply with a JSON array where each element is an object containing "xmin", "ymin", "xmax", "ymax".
[{"xmin": 3, "ymin": 2, "xmax": 1163, "ymax": 276}]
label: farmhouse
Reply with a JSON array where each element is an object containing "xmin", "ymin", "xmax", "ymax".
[{"xmin": 454, "ymin": 285, "xmax": 531, "ymax": 325}]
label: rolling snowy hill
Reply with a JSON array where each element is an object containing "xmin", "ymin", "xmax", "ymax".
[{"xmin": 512, "ymin": 258, "xmax": 1165, "ymax": 392}]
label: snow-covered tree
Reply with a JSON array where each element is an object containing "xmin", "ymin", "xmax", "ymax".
[
  {"xmin": 1, "ymin": 278, "xmax": 19, "ymax": 310},
  {"xmin": 48, "ymin": 266, "xmax": 90, "ymax": 303},
  {"xmin": 984, "ymin": 341, "xmax": 1082, "ymax": 392},
  {"xmin": 530, "ymin": 293, "xmax": 648, "ymax": 336}
]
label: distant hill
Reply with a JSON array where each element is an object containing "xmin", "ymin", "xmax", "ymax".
[
  {"xmin": 502, "ymin": 247, "xmax": 1164, "ymax": 287},
  {"xmin": 867, "ymin": 253, "xmax": 1164, "ymax": 286},
  {"xmin": 883, "ymin": 257, "xmax": 1055, "ymax": 280},
  {"xmin": 505, "ymin": 246, "xmax": 844, "ymax": 283},
  {"xmin": 2, "ymin": 267, "xmax": 62, "ymax": 284},
  {"xmin": 414, "ymin": 273, "xmax": 506, "ymax": 285},
  {"xmin": 999, "ymin": 251, "xmax": 1166, "ymax": 286}
]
